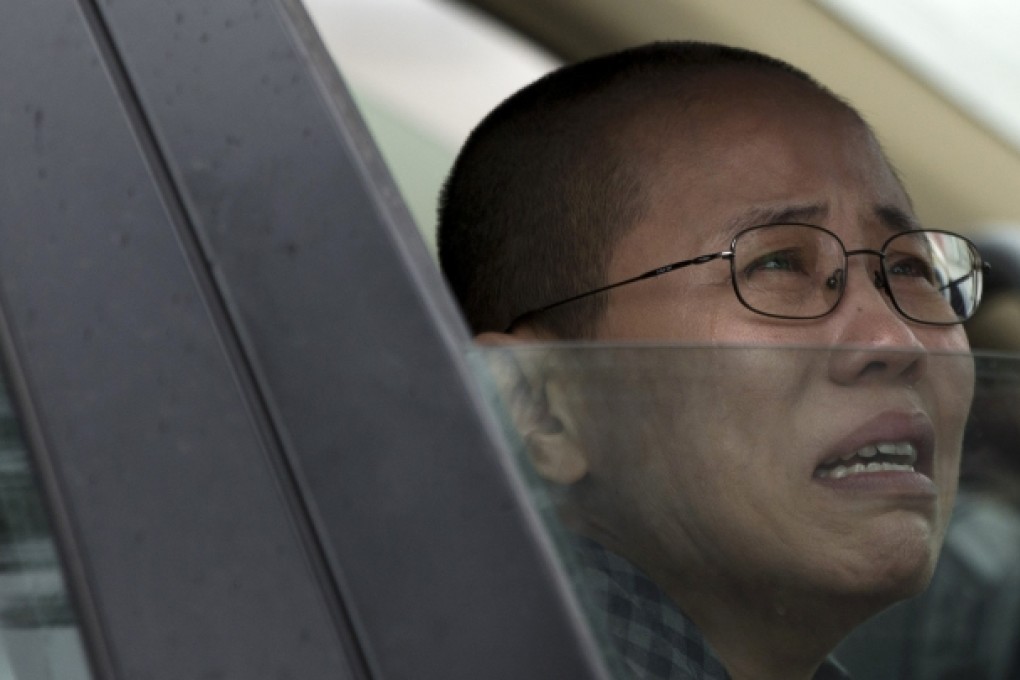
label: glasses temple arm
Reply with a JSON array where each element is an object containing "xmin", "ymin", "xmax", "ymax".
[{"xmin": 504, "ymin": 251, "xmax": 731, "ymax": 332}]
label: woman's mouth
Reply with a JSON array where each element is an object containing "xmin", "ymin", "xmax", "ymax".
[{"xmin": 814, "ymin": 442, "xmax": 918, "ymax": 479}]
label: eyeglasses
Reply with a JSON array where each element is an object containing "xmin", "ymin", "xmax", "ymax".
[{"xmin": 506, "ymin": 223, "xmax": 987, "ymax": 331}]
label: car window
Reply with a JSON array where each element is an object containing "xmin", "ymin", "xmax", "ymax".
[
  {"xmin": 472, "ymin": 344, "xmax": 1018, "ymax": 680},
  {"xmin": 294, "ymin": 3, "xmax": 1020, "ymax": 677}
]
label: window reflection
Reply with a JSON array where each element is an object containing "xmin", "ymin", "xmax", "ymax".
[{"xmin": 0, "ymin": 386, "xmax": 90, "ymax": 679}]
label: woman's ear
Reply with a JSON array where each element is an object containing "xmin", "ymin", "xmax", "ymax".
[
  {"xmin": 475, "ymin": 331, "xmax": 589, "ymax": 486},
  {"xmin": 524, "ymin": 379, "xmax": 588, "ymax": 485}
]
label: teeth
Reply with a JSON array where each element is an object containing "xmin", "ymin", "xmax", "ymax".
[
  {"xmin": 875, "ymin": 442, "xmax": 917, "ymax": 462},
  {"xmin": 855, "ymin": 445, "xmax": 877, "ymax": 459},
  {"xmin": 831, "ymin": 442, "xmax": 917, "ymax": 463},
  {"xmin": 816, "ymin": 461, "xmax": 915, "ymax": 479}
]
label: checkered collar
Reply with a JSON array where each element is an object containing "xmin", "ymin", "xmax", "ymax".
[{"xmin": 570, "ymin": 537, "xmax": 852, "ymax": 680}]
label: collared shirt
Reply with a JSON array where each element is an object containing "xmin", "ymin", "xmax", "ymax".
[{"xmin": 571, "ymin": 538, "xmax": 852, "ymax": 680}]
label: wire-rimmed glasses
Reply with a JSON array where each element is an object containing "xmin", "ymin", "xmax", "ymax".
[{"xmin": 505, "ymin": 223, "xmax": 987, "ymax": 332}]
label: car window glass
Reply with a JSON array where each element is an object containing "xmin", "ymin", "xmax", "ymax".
[{"xmin": 472, "ymin": 344, "xmax": 1017, "ymax": 680}]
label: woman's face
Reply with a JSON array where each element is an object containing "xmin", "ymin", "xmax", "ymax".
[{"xmin": 567, "ymin": 72, "xmax": 973, "ymax": 618}]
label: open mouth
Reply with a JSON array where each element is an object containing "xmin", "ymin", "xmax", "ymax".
[{"xmin": 814, "ymin": 442, "xmax": 918, "ymax": 479}]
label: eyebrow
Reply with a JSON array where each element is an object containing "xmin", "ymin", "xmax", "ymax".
[
  {"xmin": 874, "ymin": 204, "xmax": 922, "ymax": 233},
  {"xmin": 722, "ymin": 201, "xmax": 921, "ymax": 240},
  {"xmin": 723, "ymin": 203, "xmax": 829, "ymax": 238}
]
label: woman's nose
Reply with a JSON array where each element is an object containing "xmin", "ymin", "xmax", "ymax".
[{"xmin": 827, "ymin": 257, "xmax": 928, "ymax": 386}]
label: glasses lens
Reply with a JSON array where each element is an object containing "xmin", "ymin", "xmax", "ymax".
[
  {"xmin": 732, "ymin": 225, "xmax": 845, "ymax": 319},
  {"xmin": 883, "ymin": 231, "xmax": 982, "ymax": 324}
]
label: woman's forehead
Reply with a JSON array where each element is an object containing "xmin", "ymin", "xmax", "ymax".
[{"xmin": 626, "ymin": 96, "xmax": 912, "ymax": 254}]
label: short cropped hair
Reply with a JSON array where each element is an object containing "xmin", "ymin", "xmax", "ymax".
[{"xmin": 438, "ymin": 41, "xmax": 838, "ymax": 337}]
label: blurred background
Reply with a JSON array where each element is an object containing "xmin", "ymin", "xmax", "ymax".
[{"xmin": 302, "ymin": 0, "xmax": 1020, "ymax": 256}]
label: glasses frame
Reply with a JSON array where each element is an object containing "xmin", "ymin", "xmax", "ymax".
[{"xmin": 505, "ymin": 223, "xmax": 988, "ymax": 332}]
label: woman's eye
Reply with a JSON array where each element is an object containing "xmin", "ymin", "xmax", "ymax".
[
  {"xmin": 745, "ymin": 250, "xmax": 804, "ymax": 275},
  {"xmin": 888, "ymin": 256, "xmax": 936, "ymax": 282}
]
